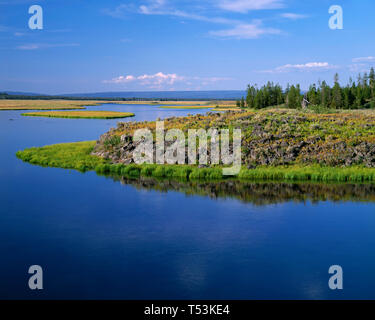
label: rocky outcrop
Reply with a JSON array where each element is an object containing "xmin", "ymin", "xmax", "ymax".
[{"xmin": 92, "ymin": 109, "xmax": 375, "ymax": 168}]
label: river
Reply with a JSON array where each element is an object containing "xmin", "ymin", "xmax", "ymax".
[{"xmin": 1, "ymin": 103, "xmax": 375, "ymax": 299}]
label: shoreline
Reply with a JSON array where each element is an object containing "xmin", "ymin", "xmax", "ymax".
[{"xmin": 16, "ymin": 141, "xmax": 375, "ymax": 183}]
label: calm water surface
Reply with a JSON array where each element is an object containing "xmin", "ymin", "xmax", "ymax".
[{"xmin": 1, "ymin": 103, "xmax": 375, "ymax": 299}]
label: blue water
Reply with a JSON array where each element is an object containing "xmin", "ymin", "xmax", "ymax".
[{"xmin": 1, "ymin": 104, "xmax": 375, "ymax": 299}]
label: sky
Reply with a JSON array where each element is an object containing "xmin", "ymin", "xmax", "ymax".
[{"xmin": 1, "ymin": 0, "xmax": 375, "ymax": 94}]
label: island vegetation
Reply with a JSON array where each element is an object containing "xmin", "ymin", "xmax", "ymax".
[
  {"xmin": 16, "ymin": 139, "xmax": 375, "ymax": 183},
  {"xmin": 21, "ymin": 110, "xmax": 135, "ymax": 119}
]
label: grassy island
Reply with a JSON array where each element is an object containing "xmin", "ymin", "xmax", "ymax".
[
  {"xmin": 16, "ymin": 139, "xmax": 375, "ymax": 183},
  {"xmin": 21, "ymin": 110, "xmax": 135, "ymax": 119}
]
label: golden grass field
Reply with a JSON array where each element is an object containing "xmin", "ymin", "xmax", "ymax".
[
  {"xmin": 0, "ymin": 99, "xmax": 111, "ymax": 110},
  {"xmin": 21, "ymin": 110, "xmax": 135, "ymax": 119}
]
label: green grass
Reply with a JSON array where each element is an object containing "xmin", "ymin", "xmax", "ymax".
[
  {"xmin": 21, "ymin": 111, "xmax": 135, "ymax": 119},
  {"xmin": 238, "ymin": 165, "xmax": 375, "ymax": 183},
  {"xmin": 16, "ymin": 141, "xmax": 375, "ymax": 183},
  {"xmin": 16, "ymin": 141, "xmax": 106, "ymax": 172}
]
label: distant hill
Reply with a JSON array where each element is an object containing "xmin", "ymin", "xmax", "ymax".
[
  {"xmin": 3, "ymin": 91, "xmax": 44, "ymax": 96},
  {"xmin": 2, "ymin": 90, "xmax": 246, "ymax": 100},
  {"xmin": 60, "ymin": 90, "xmax": 246, "ymax": 100}
]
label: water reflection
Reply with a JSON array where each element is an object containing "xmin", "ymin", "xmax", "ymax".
[{"xmin": 102, "ymin": 175, "xmax": 375, "ymax": 205}]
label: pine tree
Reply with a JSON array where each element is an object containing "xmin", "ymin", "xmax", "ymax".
[
  {"xmin": 246, "ymin": 85, "xmax": 257, "ymax": 109},
  {"xmin": 331, "ymin": 73, "xmax": 343, "ymax": 109},
  {"xmin": 287, "ymin": 85, "xmax": 301, "ymax": 109},
  {"xmin": 320, "ymin": 81, "xmax": 331, "ymax": 108}
]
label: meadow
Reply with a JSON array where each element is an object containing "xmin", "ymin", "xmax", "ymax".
[{"xmin": 0, "ymin": 99, "xmax": 105, "ymax": 110}]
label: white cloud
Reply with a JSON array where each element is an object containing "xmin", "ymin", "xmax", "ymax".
[
  {"xmin": 210, "ymin": 20, "xmax": 281, "ymax": 39},
  {"xmin": 138, "ymin": 72, "xmax": 184, "ymax": 86},
  {"xmin": 104, "ymin": 75, "xmax": 136, "ymax": 83},
  {"xmin": 217, "ymin": 0, "xmax": 284, "ymax": 13},
  {"xmin": 261, "ymin": 62, "xmax": 336, "ymax": 73},
  {"xmin": 352, "ymin": 56, "xmax": 375, "ymax": 63},
  {"xmin": 280, "ymin": 13, "xmax": 308, "ymax": 20},
  {"xmin": 103, "ymin": 72, "xmax": 233, "ymax": 89},
  {"xmin": 103, "ymin": 72, "xmax": 184, "ymax": 88}
]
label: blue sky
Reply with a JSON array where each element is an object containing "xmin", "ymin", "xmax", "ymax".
[{"xmin": 1, "ymin": 0, "xmax": 375, "ymax": 94}]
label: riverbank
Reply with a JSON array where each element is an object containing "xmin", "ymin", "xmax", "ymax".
[{"xmin": 16, "ymin": 140, "xmax": 375, "ymax": 182}]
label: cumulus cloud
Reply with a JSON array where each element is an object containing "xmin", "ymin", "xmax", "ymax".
[
  {"xmin": 103, "ymin": 72, "xmax": 183, "ymax": 88},
  {"xmin": 103, "ymin": 72, "xmax": 233, "ymax": 89},
  {"xmin": 261, "ymin": 62, "xmax": 336, "ymax": 73}
]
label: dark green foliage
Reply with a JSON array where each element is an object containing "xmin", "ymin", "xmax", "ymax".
[
  {"xmin": 246, "ymin": 82, "xmax": 284, "ymax": 109},
  {"xmin": 286, "ymin": 85, "xmax": 301, "ymax": 109},
  {"xmin": 246, "ymin": 69, "xmax": 375, "ymax": 110}
]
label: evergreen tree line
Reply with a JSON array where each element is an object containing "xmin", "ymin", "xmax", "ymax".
[{"xmin": 238, "ymin": 68, "xmax": 375, "ymax": 110}]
